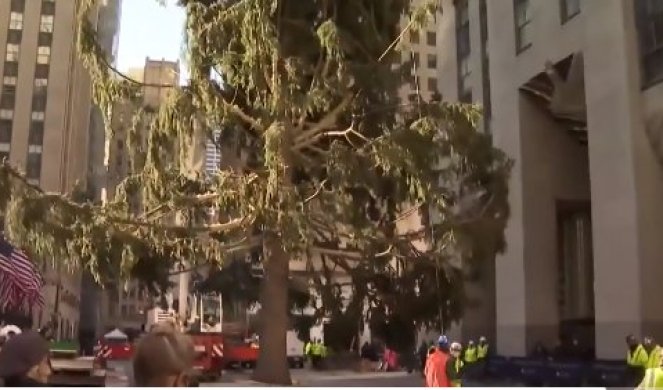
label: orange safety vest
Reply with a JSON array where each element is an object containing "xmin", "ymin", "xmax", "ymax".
[{"xmin": 425, "ymin": 350, "xmax": 451, "ymax": 387}]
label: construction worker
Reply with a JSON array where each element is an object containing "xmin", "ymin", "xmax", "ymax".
[
  {"xmin": 311, "ymin": 339, "xmax": 323, "ymax": 369},
  {"xmin": 645, "ymin": 337, "xmax": 662, "ymax": 370},
  {"xmin": 477, "ymin": 337, "xmax": 489, "ymax": 360},
  {"xmin": 304, "ymin": 339, "xmax": 312, "ymax": 364},
  {"xmin": 464, "ymin": 340, "xmax": 477, "ymax": 364},
  {"xmin": 449, "ymin": 342, "xmax": 464, "ymax": 387},
  {"xmin": 627, "ymin": 334, "xmax": 649, "ymax": 386},
  {"xmin": 476, "ymin": 336, "xmax": 489, "ymax": 378},
  {"xmin": 638, "ymin": 351, "xmax": 663, "ymax": 389},
  {"xmin": 425, "ymin": 335, "xmax": 453, "ymax": 387}
]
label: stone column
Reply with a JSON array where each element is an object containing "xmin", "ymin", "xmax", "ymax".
[
  {"xmin": 583, "ymin": 0, "xmax": 663, "ymax": 359},
  {"xmin": 486, "ymin": 0, "xmax": 528, "ymax": 357}
]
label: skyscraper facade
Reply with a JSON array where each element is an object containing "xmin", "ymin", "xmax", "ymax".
[{"xmin": 0, "ymin": 0, "xmax": 122, "ymax": 339}]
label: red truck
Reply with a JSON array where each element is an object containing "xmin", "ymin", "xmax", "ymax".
[
  {"xmin": 223, "ymin": 336, "xmax": 260, "ymax": 368},
  {"xmin": 189, "ymin": 332, "xmax": 225, "ymax": 381}
]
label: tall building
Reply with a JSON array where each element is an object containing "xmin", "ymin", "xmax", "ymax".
[
  {"xmin": 0, "ymin": 0, "xmax": 121, "ymax": 339},
  {"xmin": 100, "ymin": 58, "xmax": 180, "ymax": 333},
  {"xmin": 426, "ymin": 0, "xmax": 663, "ymax": 360}
]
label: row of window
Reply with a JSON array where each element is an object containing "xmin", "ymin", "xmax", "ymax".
[
  {"xmin": 1, "ymin": 0, "xmax": 57, "ymax": 183},
  {"xmin": 514, "ymin": 0, "xmax": 581, "ymax": 53},
  {"xmin": 512, "ymin": 0, "xmax": 662, "ymax": 86},
  {"xmin": 456, "ymin": 0, "xmax": 472, "ymax": 103},
  {"xmin": 410, "ymin": 30, "xmax": 437, "ymax": 46},
  {"xmin": 410, "ymin": 52, "xmax": 438, "ymax": 69},
  {"xmin": 9, "ymin": 12, "xmax": 55, "ymax": 33},
  {"xmin": 6, "ymin": 43, "xmax": 52, "ymax": 64}
]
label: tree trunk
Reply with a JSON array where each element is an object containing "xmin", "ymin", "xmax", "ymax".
[{"xmin": 252, "ymin": 234, "xmax": 291, "ymax": 385}]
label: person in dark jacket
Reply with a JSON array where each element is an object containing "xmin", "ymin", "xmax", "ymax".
[{"xmin": 0, "ymin": 330, "xmax": 52, "ymax": 386}]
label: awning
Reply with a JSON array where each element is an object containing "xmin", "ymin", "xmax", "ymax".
[{"xmin": 104, "ymin": 328, "xmax": 128, "ymax": 340}]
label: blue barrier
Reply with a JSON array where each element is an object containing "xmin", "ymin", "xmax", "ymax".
[
  {"xmin": 546, "ymin": 361, "xmax": 587, "ymax": 386},
  {"xmin": 586, "ymin": 362, "xmax": 628, "ymax": 387},
  {"xmin": 485, "ymin": 356, "xmax": 511, "ymax": 380},
  {"xmin": 510, "ymin": 358, "xmax": 549, "ymax": 386},
  {"xmin": 486, "ymin": 356, "xmax": 627, "ymax": 387}
]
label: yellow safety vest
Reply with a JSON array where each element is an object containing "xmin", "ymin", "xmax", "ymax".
[
  {"xmin": 629, "ymin": 345, "xmax": 649, "ymax": 368},
  {"xmin": 477, "ymin": 344, "xmax": 489, "ymax": 359},
  {"xmin": 648, "ymin": 346, "xmax": 663, "ymax": 369},
  {"xmin": 464, "ymin": 346, "xmax": 477, "ymax": 363},
  {"xmin": 640, "ymin": 367, "xmax": 663, "ymax": 389},
  {"xmin": 451, "ymin": 358, "xmax": 464, "ymax": 387}
]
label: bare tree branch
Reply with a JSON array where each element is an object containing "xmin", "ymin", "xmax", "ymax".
[{"xmin": 293, "ymin": 94, "xmax": 354, "ymax": 144}]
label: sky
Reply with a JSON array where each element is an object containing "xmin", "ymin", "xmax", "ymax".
[{"xmin": 116, "ymin": 0, "xmax": 186, "ymax": 73}]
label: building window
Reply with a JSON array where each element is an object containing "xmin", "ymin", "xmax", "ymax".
[
  {"xmin": 0, "ymin": 120, "xmax": 11, "ymax": 144},
  {"xmin": 29, "ymin": 122, "xmax": 44, "ymax": 145},
  {"xmin": 636, "ymin": 0, "xmax": 663, "ymax": 86},
  {"xmin": 36, "ymin": 46, "xmax": 51, "ymax": 64},
  {"xmin": 39, "ymin": 15, "xmax": 54, "ymax": 33},
  {"xmin": 26, "ymin": 152, "xmax": 42, "ymax": 180},
  {"xmin": 28, "ymin": 145, "xmax": 42, "ymax": 154},
  {"xmin": 426, "ymin": 31, "xmax": 437, "ymax": 46},
  {"xmin": 32, "ymin": 93, "xmax": 47, "ymax": 112},
  {"xmin": 0, "ymin": 110, "xmax": 13, "ymax": 120},
  {"xmin": 5, "ymin": 44, "xmax": 20, "ymax": 62},
  {"xmin": 4, "ymin": 62, "xmax": 18, "ymax": 77},
  {"xmin": 427, "ymin": 54, "xmax": 437, "ymax": 69},
  {"xmin": 514, "ymin": 0, "xmax": 532, "ymax": 52},
  {"xmin": 31, "ymin": 111, "xmax": 45, "ymax": 121},
  {"xmin": 410, "ymin": 30, "xmax": 420, "ymax": 44},
  {"xmin": 0, "ymin": 92, "xmax": 15, "ymax": 110},
  {"xmin": 427, "ymin": 77, "xmax": 438, "ymax": 92},
  {"xmin": 9, "ymin": 12, "xmax": 23, "ymax": 30},
  {"xmin": 34, "ymin": 78, "xmax": 48, "ymax": 89},
  {"xmin": 41, "ymin": 0, "xmax": 56, "ymax": 16},
  {"xmin": 37, "ymin": 32, "xmax": 52, "ymax": 47},
  {"xmin": 412, "ymin": 52, "xmax": 420, "ymax": 68},
  {"xmin": 480, "ymin": 0, "xmax": 492, "ymax": 133},
  {"xmin": 10, "ymin": 0, "xmax": 25, "ymax": 12},
  {"xmin": 3, "ymin": 76, "xmax": 17, "ymax": 86},
  {"xmin": 6, "ymin": 30, "xmax": 22, "ymax": 45},
  {"xmin": 28, "ymin": 122, "xmax": 44, "ymax": 147},
  {"xmin": 456, "ymin": 0, "xmax": 472, "ymax": 102},
  {"xmin": 35, "ymin": 64, "xmax": 50, "ymax": 78},
  {"xmin": 560, "ymin": 0, "xmax": 581, "ymax": 22}
]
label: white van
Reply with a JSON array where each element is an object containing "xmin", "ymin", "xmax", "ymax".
[{"xmin": 286, "ymin": 330, "xmax": 305, "ymax": 368}]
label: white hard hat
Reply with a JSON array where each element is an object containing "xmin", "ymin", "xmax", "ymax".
[
  {"xmin": 450, "ymin": 342, "xmax": 462, "ymax": 351},
  {"xmin": 479, "ymin": 336, "xmax": 487, "ymax": 342},
  {"xmin": 0, "ymin": 325, "xmax": 22, "ymax": 338}
]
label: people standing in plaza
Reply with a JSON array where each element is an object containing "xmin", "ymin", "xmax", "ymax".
[
  {"xmin": 627, "ymin": 334, "xmax": 649, "ymax": 386},
  {"xmin": 0, "ymin": 330, "xmax": 52, "ymax": 386}
]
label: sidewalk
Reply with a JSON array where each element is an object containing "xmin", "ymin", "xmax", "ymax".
[{"xmin": 203, "ymin": 370, "xmax": 413, "ymax": 387}]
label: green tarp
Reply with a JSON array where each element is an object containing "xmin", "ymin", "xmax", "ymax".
[{"xmin": 50, "ymin": 340, "xmax": 79, "ymax": 353}]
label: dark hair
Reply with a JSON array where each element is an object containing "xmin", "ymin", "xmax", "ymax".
[{"xmin": 132, "ymin": 327, "xmax": 194, "ymax": 386}]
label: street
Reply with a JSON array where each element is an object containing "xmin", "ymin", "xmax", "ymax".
[{"xmin": 203, "ymin": 370, "xmax": 424, "ymax": 387}]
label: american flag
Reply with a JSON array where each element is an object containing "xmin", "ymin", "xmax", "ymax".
[{"xmin": 0, "ymin": 236, "xmax": 44, "ymax": 310}]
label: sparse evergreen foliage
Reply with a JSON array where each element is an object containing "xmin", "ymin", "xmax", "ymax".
[{"xmin": 0, "ymin": 0, "xmax": 511, "ymax": 384}]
